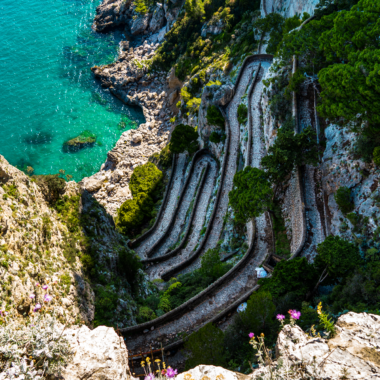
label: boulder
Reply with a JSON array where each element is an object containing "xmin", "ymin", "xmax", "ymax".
[
  {"xmin": 214, "ymin": 84, "xmax": 234, "ymax": 106},
  {"xmin": 177, "ymin": 365, "xmax": 250, "ymax": 380},
  {"xmin": 167, "ymin": 67, "xmax": 183, "ymax": 90},
  {"xmin": 130, "ymin": 12, "xmax": 151, "ymax": 35},
  {"xmin": 80, "ymin": 177, "xmax": 104, "ymax": 192},
  {"xmin": 252, "ymin": 312, "xmax": 380, "ymax": 379},
  {"xmin": 132, "ymin": 133, "xmax": 143, "ymax": 143},
  {"xmin": 63, "ymin": 131, "xmax": 97, "ymax": 153},
  {"xmin": 149, "ymin": 6, "xmax": 165, "ymax": 33},
  {"xmin": 62, "ymin": 325, "xmax": 134, "ymax": 380}
]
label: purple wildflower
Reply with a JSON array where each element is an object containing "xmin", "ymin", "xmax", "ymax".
[
  {"xmin": 44, "ymin": 294, "xmax": 53, "ymax": 302},
  {"xmin": 42, "ymin": 285, "xmax": 48, "ymax": 290},
  {"xmin": 33, "ymin": 303, "xmax": 42, "ymax": 312},
  {"xmin": 249, "ymin": 332, "xmax": 254, "ymax": 339},
  {"xmin": 276, "ymin": 314, "xmax": 285, "ymax": 321},
  {"xmin": 30, "ymin": 294, "xmax": 35, "ymax": 299},
  {"xmin": 166, "ymin": 368, "xmax": 178, "ymax": 378},
  {"xmin": 35, "ymin": 283, "xmax": 40, "ymax": 287},
  {"xmin": 289, "ymin": 310, "xmax": 301, "ymax": 320},
  {"xmin": 144, "ymin": 374, "xmax": 155, "ymax": 380}
]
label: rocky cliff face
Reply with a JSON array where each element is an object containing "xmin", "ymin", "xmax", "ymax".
[
  {"xmin": 0, "ymin": 155, "xmax": 94, "ymax": 324},
  {"xmin": 0, "ymin": 155, "xmax": 143, "ymax": 328},
  {"xmin": 176, "ymin": 312, "xmax": 380, "ymax": 380},
  {"xmin": 263, "ymin": 0, "xmax": 320, "ymax": 17}
]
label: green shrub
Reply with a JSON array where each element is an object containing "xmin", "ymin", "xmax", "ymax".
[
  {"xmin": 373, "ymin": 147, "xmax": 380, "ymax": 166},
  {"xmin": 129, "ymin": 162, "xmax": 163, "ymax": 197},
  {"xmin": 118, "ymin": 248, "xmax": 143, "ymax": 288},
  {"xmin": 259, "ymin": 258, "xmax": 318, "ymax": 300},
  {"xmin": 206, "ymin": 105, "xmax": 225, "ymax": 129},
  {"xmin": 199, "ymin": 248, "xmax": 231, "ymax": 281},
  {"xmin": 116, "ymin": 163, "xmax": 163, "ymax": 236},
  {"xmin": 169, "ymin": 124, "xmax": 199, "ymax": 154},
  {"xmin": 315, "ymin": 235, "xmax": 362, "ymax": 282},
  {"xmin": 224, "ymin": 291, "xmax": 276, "ymax": 363},
  {"xmin": 334, "ymin": 186, "xmax": 354, "ymax": 214},
  {"xmin": 237, "ymin": 103, "xmax": 248, "ymax": 125},
  {"xmin": 134, "ymin": 0, "xmax": 148, "ymax": 14},
  {"xmin": 209, "ymin": 131, "xmax": 225, "ymax": 144},
  {"xmin": 94, "ymin": 286, "xmax": 119, "ymax": 327},
  {"xmin": 353, "ymin": 134, "xmax": 379, "ymax": 163},
  {"xmin": 137, "ymin": 306, "xmax": 156, "ymax": 323},
  {"xmin": 184, "ymin": 323, "xmax": 226, "ymax": 370},
  {"xmin": 33, "ymin": 174, "xmax": 66, "ymax": 205}
]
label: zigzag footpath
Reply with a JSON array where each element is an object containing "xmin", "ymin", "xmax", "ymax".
[
  {"xmin": 121, "ymin": 55, "xmax": 273, "ymax": 356},
  {"xmin": 143, "ymin": 157, "xmax": 218, "ymax": 280},
  {"xmin": 295, "ymin": 56, "xmax": 327, "ymax": 260},
  {"xmin": 143, "ymin": 151, "xmax": 217, "ymax": 260},
  {"xmin": 133, "ymin": 153, "xmax": 188, "ymax": 257},
  {"xmin": 160, "ymin": 56, "xmax": 268, "ymax": 280}
]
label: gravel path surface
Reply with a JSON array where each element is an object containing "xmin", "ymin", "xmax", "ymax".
[
  {"xmin": 136, "ymin": 153, "xmax": 187, "ymax": 257},
  {"xmin": 145, "ymin": 156, "xmax": 218, "ymax": 280},
  {"xmin": 298, "ymin": 84, "xmax": 326, "ymax": 260},
  {"xmin": 173, "ymin": 62, "xmax": 257, "ymax": 276},
  {"xmin": 147, "ymin": 155, "xmax": 211, "ymax": 259},
  {"xmin": 122, "ymin": 57, "xmax": 274, "ymax": 355}
]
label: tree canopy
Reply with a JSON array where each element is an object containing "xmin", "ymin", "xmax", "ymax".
[
  {"xmin": 261, "ymin": 125, "xmax": 319, "ymax": 183},
  {"xmin": 315, "ymin": 235, "xmax": 362, "ymax": 282},
  {"xmin": 229, "ymin": 167, "xmax": 273, "ymax": 223},
  {"xmin": 169, "ymin": 124, "xmax": 199, "ymax": 154}
]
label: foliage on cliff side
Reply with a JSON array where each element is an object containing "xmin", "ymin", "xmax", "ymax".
[{"xmin": 116, "ymin": 162, "xmax": 164, "ymax": 237}]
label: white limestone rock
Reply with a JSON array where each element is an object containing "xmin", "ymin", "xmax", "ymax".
[
  {"xmin": 252, "ymin": 312, "xmax": 380, "ymax": 380},
  {"xmin": 177, "ymin": 365, "xmax": 250, "ymax": 380},
  {"xmin": 62, "ymin": 325, "xmax": 134, "ymax": 380}
]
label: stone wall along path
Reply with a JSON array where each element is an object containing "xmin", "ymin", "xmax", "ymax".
[
  {"xmin": 135, "ymin": 153, "xmax": 187, "ymax": 257},
  {"xmin": 145, "ymin": 156, "xmax": 218, "ymax": 280}
]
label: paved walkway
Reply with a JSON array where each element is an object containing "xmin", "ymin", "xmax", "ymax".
[
  {"xmin": 136, "ymin": 154, "xmax": 187, "ymax": 257},
  {"xmin": 175, "ymin": 61, "xmax": 257, "ymax": 276},
  {"xmin": 298, "ymin": 83, "xmax": 326, "ymax": 261},
  {"xmin": 146, "ymin": 156, "xmax": 218, "ymax": 280},
  {"xmin": 123, "ymin": 56, "xmax": 273, "ymax": 354}
]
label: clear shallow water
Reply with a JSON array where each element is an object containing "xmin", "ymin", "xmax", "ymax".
[{"xmin": 0, "ymin": 0, "xmax": 144, "ymax": 181}]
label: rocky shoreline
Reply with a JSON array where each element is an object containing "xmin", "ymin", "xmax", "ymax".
[{"xmin": 80, "ymin": 1, "xmax": 184, "ymax": 216}]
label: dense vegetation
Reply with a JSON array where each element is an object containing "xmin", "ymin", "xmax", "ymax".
[
  {"xmin": 229, "ymin": 125, "xmax": 319, "ymax": 223},
  {"xmin": 136, "ymin": 247, "xmax": 232, "ymax": 323},
  {"xmin": 115, "ymin": 162, "xmax": 165, "ymax": 237},
  {"xmin": 185, "ymin": 235, "xmax": 376, "ymax": 373},
  {"xmin": 169, "ymin": 124, "xmax": 199, "ymax": 154},
  {"xmin": 262, "ymin": 0, "xmax": 380, "ymax": 162}
]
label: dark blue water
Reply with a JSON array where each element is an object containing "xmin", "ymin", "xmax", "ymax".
[{"xmin": 0, "ymin": 0, "xmax": 144, "ymax": 181}]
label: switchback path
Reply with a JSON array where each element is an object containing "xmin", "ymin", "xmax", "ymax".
[
  {"xmin": 122, "ymin": 55, "xmax": 274, "ymax": 357},
  {"xmin": 135, "ymin": 153, "xmax": 188, "ymax": 258},
  {"xmin": 145, "ymin": 155, "xmax": 218, "ymax": 280},
  {"xmin": 161, "ymin": 60, "xmax": 258, "ymax": 279}
]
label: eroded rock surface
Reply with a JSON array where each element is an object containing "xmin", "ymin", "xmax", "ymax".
[
  {"xmin": 252, "ymin": 312, "xmax": 380, "ymax": 379},
  {"xmin": 63, "ymin": 325, "xmax": 134, "ymax": 380}
]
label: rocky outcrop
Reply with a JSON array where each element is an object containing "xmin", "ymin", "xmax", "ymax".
[
  {"xmin": 322, "ymin": 124, "xmax": 380, "ymax": 242},
  {"xmin": 93, "ymin": 0, "xmax": 132, "ymax": 33},
  {"xmin": 0, "ymin": 155, "xmax": 94, "ymax": 324},
  {"xmin": 263, "ymin": 0, "xmax": 320, "ymax": 18},
  {"xmin": 62, "ymin": 325, "xmax": 134, "ymax": 380},
  {"xmin": 178, "ymin": 365, "xmax": 250, "ymax": 380},
  {"xmin": 149, "ymin": 5, "xmax": 165, "ymax": 33},
  {"xmin": 251, "ymin": 312, "xmax": 380, "ymax": 379},
  {"xmin": 84, "ymin": 40, "xmax": 177, "ymax": 216}
]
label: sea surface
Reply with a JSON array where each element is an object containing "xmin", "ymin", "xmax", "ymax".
[{"xmin": 0, "ymin": 0, "xmax": 144, "ymax": 181}]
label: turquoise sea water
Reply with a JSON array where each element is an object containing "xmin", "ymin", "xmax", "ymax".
[{"xmin": 0, "ymin": 0, "xmax": 144, "ymax": 181}]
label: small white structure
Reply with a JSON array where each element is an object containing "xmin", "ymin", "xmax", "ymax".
[
  {"xmin": 237, "ymin": 302, "xmax": 247, "ymax": 313},
  {"xmin": 255, "ymin": 267, "xmax": 268, "ymax": 279}
]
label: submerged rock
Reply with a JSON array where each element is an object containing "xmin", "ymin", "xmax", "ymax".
[{"xmin": 63, "ymin": 130, "xmax": 97, "ymax": 152}]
